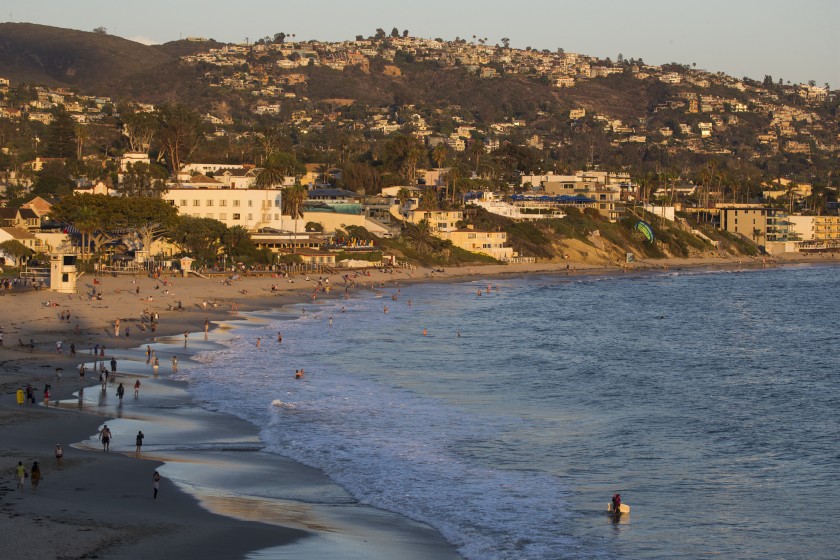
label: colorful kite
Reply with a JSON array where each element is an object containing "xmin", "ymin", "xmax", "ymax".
[{"xmin": 635, "ymin": 221, "xmax": 655, "ymax": 243}]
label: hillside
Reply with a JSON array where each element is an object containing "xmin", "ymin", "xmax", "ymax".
[{"xmin": 0, "ymin": 23, "xmax": 172, "ymax": 90}]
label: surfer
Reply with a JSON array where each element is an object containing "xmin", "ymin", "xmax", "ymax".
[{"xmin": 611, "ymin": 493, "xmax": 622, "ymax": 514}]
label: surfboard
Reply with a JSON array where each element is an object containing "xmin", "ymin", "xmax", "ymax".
[{"xmin": 607, "ymin": 503, "xmax": 630, "ymax": 514}]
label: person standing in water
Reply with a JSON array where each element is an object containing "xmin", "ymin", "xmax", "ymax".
[{"xmin": 152, "ymin": 470, "xmax": 161, "ymax": 500}]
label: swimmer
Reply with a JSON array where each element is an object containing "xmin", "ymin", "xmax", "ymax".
[
  {"xmin": 256, "ymin": 337, "xmax": 261, "ymax": 348},
  {"xmin": 422, "ymin": 328, "xmax": 427, "ymax": 336}
]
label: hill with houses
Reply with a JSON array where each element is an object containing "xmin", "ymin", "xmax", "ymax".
[{"xmin": 0, "ymin": 23, "xmax": 839, "ymax": 272}]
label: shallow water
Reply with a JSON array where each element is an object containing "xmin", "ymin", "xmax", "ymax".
[{"xmin": 182, "ymin": 264, "xmax": 840, "ymax": 559}]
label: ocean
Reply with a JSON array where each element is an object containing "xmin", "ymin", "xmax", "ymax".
[{"xmin": 180, "ymin": 264, "xmax": 840, "ymax": 559}]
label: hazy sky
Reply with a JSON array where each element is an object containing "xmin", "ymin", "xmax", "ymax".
[{"xmin": 5, "ymin": 0, "xmax": 838, "ymax": 86}]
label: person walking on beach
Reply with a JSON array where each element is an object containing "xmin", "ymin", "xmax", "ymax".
[
  {"xmin": 15, "ymin": 461, "xmax": 27, "ymax": 492},
  {"xmin": 152, "ymin": 471, "xmax": 161, "ymax": 500},
  {"xmin": 171, "ymin": 355, "xmax": 178, "ymax": 372},
  {"xmin": 134, "ymin": 379, "xmax": 141, "ymax": 398},
  {"xmin": 153, "ymin": 356, "xmax": 159, "ymax": 376},
  {"xmin": 184, "ymin": 331, "xmax": 188, "ymax": 346},
  {"xmin": 114, "ymin": 319, "xmax": 120, "ymax": 337},
  {"xmin": 55, "ymin": 444, "xmax": 63, "ymax": 470},
  {"xmin": 135, "ymin": 431, "xmax": 144, "ymax": 457},
  {"xmin": 116, "ymin": 383, "xmax": 125, "ymax": 402},
  {"xmin": 30, "ymin": 461, "xmax": 41, "ymax": 493},
  {"xmin": 256, "ymin": 337, "xmax": 261, "ymax": 348},
  {"xmin": 79, "ymin": 363, "xmax": 86, "ymax": 379},
  {"xmin": 99, "ymin": 425, "xmax": 111, "ymax": 452},
  {"xmin": 110, "ymin": 357, "xmax": 117, "ymax": 375}
]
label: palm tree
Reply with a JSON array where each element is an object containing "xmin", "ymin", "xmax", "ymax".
[
  {"xmin": 256, "ymin": 152, "xmax": 300, "ymax": 189},
  {"xmin": 468, "ymin": 140, "xmax": 485, "ymax": 173},
  {"xmin": 283, "ymin": 183, "xmax": 308, "ymax": 237},
  {"xmin": 418, "ymin": 189, "xmax": 439, "ymax": 211},
  {"xmin": 432, "ymin": 144, "xmax": 448, "ymax": 170},
  {"xmin": 74, "ymin": 205, "xmax": 99, "ymax": 262}
]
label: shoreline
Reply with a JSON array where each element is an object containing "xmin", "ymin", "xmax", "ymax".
[{"xmin": 2, "ymin": 255, "xmax": 839, "ymax": 558}]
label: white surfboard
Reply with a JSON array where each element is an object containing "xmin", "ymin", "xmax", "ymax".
[{"xmin": 607, "ymin": 503, "xmax": 630, "ymax": 514}]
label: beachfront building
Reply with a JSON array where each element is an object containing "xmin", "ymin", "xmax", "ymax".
[
  {"xmin": 441, "ymin": 226, "xmax": 514, "ymax": 261},
  {"xmin": 717, "ymin": 204, "xmax": 792, "ymax": 246},
  {"xmin": 0, "ymin": 226, "xmax": 45, "ymax": 253},
  {"xmin": 402, "ymin": 209, "xmax": 463, "ymax": 233},
  {"xmin": 164, "ymin": 187, "xmax": 388, "ymax": 236},
  {"xmin": 164, "ymin": 188, "xmax": 285, "ymax": 232},
  {"xmin": 467, "ymin": 191, "xmax": 566, "ymax": 221},
  {"xmin": 786, "ymin": 215, "xmax": 840, "ymax": 241}
]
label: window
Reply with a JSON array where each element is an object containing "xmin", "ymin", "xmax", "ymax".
[
  {"xmin": 219, "ymin": 213, "xmax": 227, "ymax": 220},
  {"xmin": 219, "ymin": 200, "xmax": 227, "ymax": 207},
  {"xmin": 179, "ymin": 200, "xmax": 187, "ymax": 206},
  {"xmin": 248, "ymin": 200, "xmax": 253, "ymax": 207},
  {"xmin": 248, "ymin": 213, "xmax": 253, "ymax": 220},
  {"xmin": 206, "ymin": 200, "xmax": 213, "ymax": 206},
  {"xmin": 233, "ymin": 213, "xmax": 241, "ymax": 220},
  {"xmin": 274, "ymin": 213, "xmax": 279, "ymax": 221},
  {"xmin": 233, "ymin": 200, "xmax": 240, "ymax": 207},
  {"xmin": 193, "ymin": 200, "xmax": 200, "ymax": 206},
  {"xmin": 206, "ymin": 214, "xmax": 214, "ymax": 219},
  {"xmin": 274, "ymin": 200, "xmax": 280, "ymax": 207}
]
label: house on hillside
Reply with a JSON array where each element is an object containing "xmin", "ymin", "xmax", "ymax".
[{"xmin": 441, "ymin": 226, "xmax": 513, "ymax": 261}]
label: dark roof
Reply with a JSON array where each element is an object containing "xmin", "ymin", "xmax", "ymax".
[
  {"xmin": 0, "ymin": 207, "xmax": 20, "ymax": 219},
  {"xmin": 19, "ymin": 208, "xmax": 39, "ymax": 220},
  {"xmin": 307, "ymin": 188, "xmax": 360, "ymax": 199}
]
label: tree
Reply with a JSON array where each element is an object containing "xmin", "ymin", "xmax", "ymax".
[
  {"xmin": 341, "ymin": 161, "xmax": 382, "ymax": 195},
  {"xmin": 383, "ymin": 135, "xmax": 424, "ymax": 183},
  {"xmin": 283, "ymin": 183, "xmax": 308, "ymax": 221},
  {"xmin": 0, "ymin": 240, "xmax": 34, "ymax": 265},
  {"xmin": 44, "ymin": 107, "xmax": 77, "ymax": 159},
  {"xmin": 432, "ymin": 144, "xmax": 449, "ymax": 169},
  {"xmin": 255, "ymin": 151, "xmax": 304, "ymax": 188},
  {"xmin": 50, "ymin": 194, "xmax": 119, "ymax": 259},
  {"xmin": 501, "ymin": 37, "xmax": 510, "ymax": 49},
  {"xmin": 154, "ymin": 104, "xmax": 203, "ymax": 174},
  {"xmin": 274, "ymin": 32, "xmax": 286, "ymax": 44},
  {"xmin": 418, "ymin": 189, "xmax": 439, "ymax": 211},
  {"xmin": 114, "ymin": 197, "xmax": 180, "ymax": 255},
  {"xmin": 119, "ymin": 162, "xmax": 169, "ymax": 197},
  {"xmin": 92, "ymin": 26, "xmax": 108, "ymax": 35},
  {"xmin": 390, "ymin": 27, "xmax": 400, "ymax": 38},
  {"xmin": 31, "ymin": 162, "xmax": 75, "ymax": 197},
  {"xmin": 467, "ymin": 140, "xmax": 486, "ymax": 173},
  {"xmin": 168, "ymin": 216, "xmax": 227, "ymax": 265},
  {"xmin": 375, "ymin": 28, "xmax": 386, "ymax": 40},
  {"xmin": 402, "ymin": 29, "xmax": 409, "ymax": 38},
  {"xmin": 121, "ymin": 108, "xmax": 159, "ymax": 153}
]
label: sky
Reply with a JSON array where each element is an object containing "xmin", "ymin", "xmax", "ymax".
[{"xmin": 4, "ymin": 0, "xmax": 839, "ymax": 87}]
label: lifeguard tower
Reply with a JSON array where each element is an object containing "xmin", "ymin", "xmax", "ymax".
[
  {"xmin": 179, "ymin": 256, "xmax": 195, "ymax": 278},
  {"xmin": 49, "ymin": 252, "xmax": 78, "ymax": 293}
]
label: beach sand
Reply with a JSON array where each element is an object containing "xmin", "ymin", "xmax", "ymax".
[{"xmin": 1, "ymin": 252, "xmax": 836, "ymax": 558}]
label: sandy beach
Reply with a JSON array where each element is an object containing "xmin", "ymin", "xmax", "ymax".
[{"xmin": 1, "ymin": 251, "xmax": 837, "ymax": 559}]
